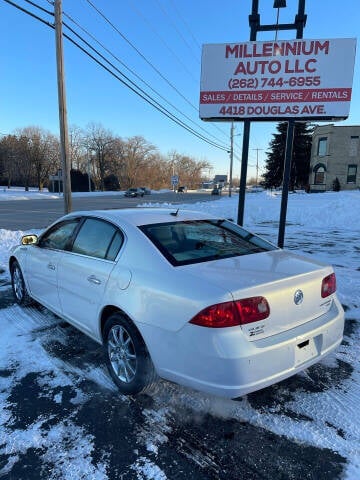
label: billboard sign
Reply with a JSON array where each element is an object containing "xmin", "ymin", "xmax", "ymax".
[{"xmin": 200, "ymin": 38, "xmax": 356, "ymax": 121}]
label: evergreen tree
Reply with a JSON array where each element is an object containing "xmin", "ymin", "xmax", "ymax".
[
  {"xmin": 332, "ymin": 177, "xmax": 341, "ymax": 192},
  {"xmin": 262, "ymin": 122, "xmax": 313, "ymax": 190},
  {"xmin": 104, "ymin": 174, "xmax": 120, "ymax": 191}
]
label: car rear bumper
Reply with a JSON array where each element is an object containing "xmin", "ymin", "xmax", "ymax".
[{"xmin": 149, "ymin": 297, "xmax": 344, "ymax": 398}]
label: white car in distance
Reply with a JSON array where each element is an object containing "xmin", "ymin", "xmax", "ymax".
[{"xmin": 10, "ymin": 208, "xmax": 344, "ymax": 398}]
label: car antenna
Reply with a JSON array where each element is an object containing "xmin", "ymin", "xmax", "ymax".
[{"xmin": 170, "ymin": 208, "xmax": 179, "ymax": 217}]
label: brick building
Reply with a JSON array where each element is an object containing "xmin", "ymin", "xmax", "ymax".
[{"xmin": 309, "ymin": 124, "xmax": 360, "ymax": 192}]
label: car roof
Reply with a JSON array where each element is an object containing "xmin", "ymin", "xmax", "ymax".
[{"xmin": 62, "ymin": 208, "xmax": 217, "ymax": 228}]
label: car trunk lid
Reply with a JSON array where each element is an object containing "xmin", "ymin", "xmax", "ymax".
[{"xmin": 182, "ymin": 250, "xmax": 334, "ymax": 340}]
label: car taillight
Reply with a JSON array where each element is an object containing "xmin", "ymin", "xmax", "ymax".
[
  {"xmin": 321, "ymin": 273, "xmax": 336, "ymax": 298},
  {"xmin": 189, "ymin": 297, "xmax": 270, "ymax": 328},
  {"xmin": 235, "ymin": 297, "xmax": 270, "ymax": 324}
]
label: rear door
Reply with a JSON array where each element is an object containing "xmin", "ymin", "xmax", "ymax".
[{"xmin": 57, "ymin": 217, "xmax": 124, "ymax": 336}]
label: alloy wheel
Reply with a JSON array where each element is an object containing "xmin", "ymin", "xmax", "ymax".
[
  {"xmin": 107, "ymin": 325, "xmax": 137, "ymax": 383},
  {"xmin": 12, "ymin": 265, "xmax": 24, "ymax": 302}
]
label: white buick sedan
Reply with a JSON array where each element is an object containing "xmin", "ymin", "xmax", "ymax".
[{"xmin": 9, "ymin": 208, "xmax": 344, "ymax": 398}]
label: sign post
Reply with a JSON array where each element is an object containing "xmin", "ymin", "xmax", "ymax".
[
  {"xmin": 171, "ymin": 175, "xmax": 179, "ymax": 191},
  {"xmin": 199, "ymin": 1, "xmax": 356, "ymax": 248}
]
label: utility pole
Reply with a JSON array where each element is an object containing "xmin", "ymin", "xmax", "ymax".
[
  {"xmin": 87, "ymin": 150, "xmax": 92, "ymax": 192},
  {"xmin": 55, "ymin": 0, "xmax": 72, "ymax": 214},
  {"xmin": 252, "ymin": 148, "xmax": 263, "ymax": 185},
  {"xmin": 229, "ymin": 122, "xmax": 234, "ymax": 197}
]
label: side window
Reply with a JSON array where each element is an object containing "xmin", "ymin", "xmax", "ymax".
[
  {"xmin": 107, "ymin": 231, "xmax": 123, "ymax": 261},
  {"xmin": 38, "ymin": 220, "xmax": 80, "ymax": 250},
  {"xmin": 317, "ymin": 137, "xmax": 327, "ymax": 156},
  {"xmin": 347, "ymin": 164, "xmax": 357, "ymax": 184},
  {"xmin": 349, "ymin": 136, "xmax": 359, "ymax": 156},
  {"xmin": 72, "ymin": 218, "xmax": 123, "ymax": 260}
]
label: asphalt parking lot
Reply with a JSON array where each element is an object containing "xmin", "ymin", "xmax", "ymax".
[
  {"xmin": 1, "ymin": 195, "xmax": 359, "ymax": 479},
  {"xmin": 0, "ymin": 275, "xmax": 356, "ymax": 479}
]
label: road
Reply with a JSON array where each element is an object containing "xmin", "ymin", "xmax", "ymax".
[{"xmin": 0, "ymin": 191, "xmax": 221, "ymax": 230}]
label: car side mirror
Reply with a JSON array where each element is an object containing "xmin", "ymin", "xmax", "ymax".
[{"xmin": 21, "ymin": 234, "xmax": 38, "ymax": 245}]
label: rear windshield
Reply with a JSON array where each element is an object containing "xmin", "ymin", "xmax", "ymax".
[{"xmin": 139, "ymin": 219, "xmax": 277, "ymax": 266}]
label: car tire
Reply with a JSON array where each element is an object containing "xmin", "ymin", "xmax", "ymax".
[
  {"xmin": 104, "ymin": 313, "xmax": 157, "ymax": 395},
  {"xmin": 11, "ymin": 260, "xmax": 33, "ymax": 306}
]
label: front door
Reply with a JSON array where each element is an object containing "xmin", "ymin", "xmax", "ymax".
[{"xmin": 25, "ymin": 219, "xmax": 80, "ymax": 314}]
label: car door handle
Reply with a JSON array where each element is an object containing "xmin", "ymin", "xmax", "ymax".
[
  {"xmin": 87, "ymin": 275, "xmax": 102, "ymax": 285},
  {"xmin": 47, "ymin": 263, "xmax": 56, "ymax": 271}
]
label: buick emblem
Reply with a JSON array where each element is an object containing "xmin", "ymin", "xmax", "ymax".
[{"xmin": 294, "ymin": 289, "xmax": 304, "ymax": 305}]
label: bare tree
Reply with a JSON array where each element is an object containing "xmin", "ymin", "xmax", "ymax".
[
  {"xmin": 83, "ymin": 123, "xmax": 116, "ymax": 191},
  {"xmin": 0, "ymin": 135, "xmax": 19, "ymax": 187},
  {"xmin": 140, "ymin": 152, "xmax": 169, "ymax": 189},
  {"xmin": 167, "ymin": 151, "xmax": 211, "ymax": 189},
  {"xmin": 117, "ymin": 136, "xmax": 158, "ymax": 189},
  {"xmin": 1, "ymin": 124, "xmax": 214, "ymax": 193},
  {"xmin": 15, "ymin": 127, "xmax": 60, "ymax": 191},
  {"xmin": 69, "ymin": 125, "xmax": 86, "ymax": 170}
]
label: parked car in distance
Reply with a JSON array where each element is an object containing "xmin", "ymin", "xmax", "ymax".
[
  {"xmin": 124, "ymin": 188, "xmax": 144, "ymax": 198},
  {"xmin": 246, "ymin": 185, "xmax": 264, "ymax": 193},
  {"xmin": 10, "ymin": 208, "xmax": 344, "ymax": 398},
  {"xmin": 140, "ymin": 187, "xmax": 151, "ymax": 195},
  {"xmin": 211, "ymin": 187, "xmax": 222, "ymax": 195}
]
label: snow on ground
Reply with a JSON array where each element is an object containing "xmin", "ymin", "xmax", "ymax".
[
  {"xmin": 0, "ymin": 189, "xmax": 359, "ymax": 479},
  {"xmin": 0, "ymin": 186, "xmax": 169, "ymax": 201}
]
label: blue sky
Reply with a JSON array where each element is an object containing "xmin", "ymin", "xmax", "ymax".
[{"xmin": 1, "ymin": 0, "xmax": 359, "ymax": 178}]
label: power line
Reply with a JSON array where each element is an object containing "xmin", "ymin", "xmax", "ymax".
[
  {"xmin": 169, "ymin": 0, "xmax": 202, "ymax": 51},
  {"xmin": 62, "ymin": 22, "xmax": 228, "ymax": 150},
  {"xmin": 61, "ymin": 9, "xmax": 228, "ymax": 146},
  {"xmin": 84, "ymin": 0, "xmax": 230, "ymax": 143},
  {"xmin": 127, "ymin": 0, "xmax": 198, "ymax": 82},
  {"xmin": 2, "ymin": 0, "xmax": 230, "ymax": 152},
  {"xmin": 24, "ymin": 0, "xmax": 52, "ymax": 15},
  {"xmin": 152, "ymin": 0, "xmax": 200, "ymax": 65},
  {"xmin": 85, "ymin": 0, "xmax": 199, "ymax": 114},
  {"xmin": 3, "ymin": 0, "xmax": 53, "ymax": 26}
]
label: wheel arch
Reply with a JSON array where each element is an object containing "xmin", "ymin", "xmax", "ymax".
[
  {"xmin": 99, "ymin": 305, "xmax": 141, "ymax": 343},
  {"xmin": 9, "ymin": 255, "xmax": 28, "ymax": 288},
  {"xmin": 9, "ymin": 255, "xmax": 17, "ymax": 271}
]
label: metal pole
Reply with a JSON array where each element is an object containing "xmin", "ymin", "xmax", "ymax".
[
  {"xmin": 87, "ymin": 151, "xmax": 92, "ymax": 192},
  {"xmin": 237, "ymin": 121, "xmax": 251, "ymax": 225},
  {"xmin": 277, "ymin": 0, "xmax": 306, "ymax": 247},
  {"xmin": 55, "ymin": 0, "xmax": 72, "ymax": 214},
  {"xmin": 229, "ymin": 122, "xmax": 234, "ymax": 197},
  {"xmin": 237, "ymin": 0, "xmax": 259, "ymax": 225},
  {"xmin": 252, "ymin": 148, "xmax": 263, "ymax": 185},
  {"xmin": 277, "ymin": 120, "xmax": 295, "ymax": 248},
  {"xmin": 256, "ymin": 150, "xmax": 258, "ymax": 185}
]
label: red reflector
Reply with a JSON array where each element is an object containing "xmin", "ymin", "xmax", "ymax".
[
  {"xmin": 189, "ymin": 297, "xmax": 270, "ymax": 328},
  {"xmin": 321, "ymin": 273, "xmax": 336, "ymax": 298}
]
